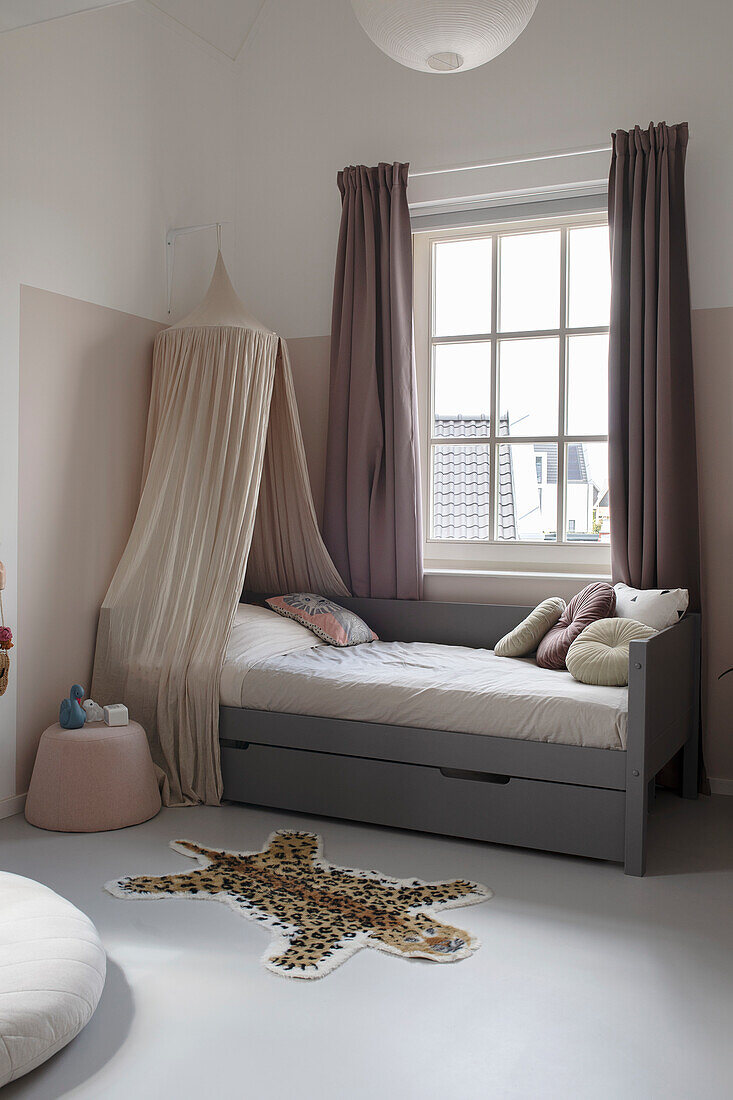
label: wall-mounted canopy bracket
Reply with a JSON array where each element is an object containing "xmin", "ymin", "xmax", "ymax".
[{"xmin": 166, "ymin": 222, "xmax": 228, "ymax": 315}]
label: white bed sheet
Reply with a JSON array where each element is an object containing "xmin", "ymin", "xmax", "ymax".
[
  {"xmin": 220, "ymin": 606, "xmax": 628, "ymax": 751},
  {"xmin": 220, "ymin": 604, "xmax": 322, "ymax": 705}
]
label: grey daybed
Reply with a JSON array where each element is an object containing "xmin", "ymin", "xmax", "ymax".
[{"xmin": 219, "ymin": 597, "xmax": 700, "ymax": 876}]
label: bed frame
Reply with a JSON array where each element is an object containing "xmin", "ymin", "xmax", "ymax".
[{"xmin": 219, "ymin": 598, "xmax": 701, "ymax": 876}]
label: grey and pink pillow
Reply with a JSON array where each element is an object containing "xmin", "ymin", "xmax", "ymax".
[
  {"xmin": 266, "ymin": 594, "xmax": 377, "ymax": 647},
  {"xmin": 536, "ymin": 582, "xmax": 616, "ymax": 670}
]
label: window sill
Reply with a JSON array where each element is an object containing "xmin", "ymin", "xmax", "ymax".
[{"xmin": 424, "ymin": 566, "xmax": 612, "ymax": 582}]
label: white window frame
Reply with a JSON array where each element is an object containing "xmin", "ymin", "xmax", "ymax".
[{"xmin": 413, "ymin": 210, "xmax": 611, "ymax": 576}]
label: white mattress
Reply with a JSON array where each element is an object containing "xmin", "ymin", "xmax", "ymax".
[{"xmin": 221, "ymin": 605, "xmax": 628, "ymax": 751}]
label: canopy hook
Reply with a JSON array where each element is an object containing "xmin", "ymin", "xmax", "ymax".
[{"xmin": 165, "ymin": 221, "xmax": 229, "ymax": 315}]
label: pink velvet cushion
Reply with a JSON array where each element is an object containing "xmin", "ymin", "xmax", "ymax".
[
  {"xmin": 266, "ymin": 593, "xmax": 378, "ymax": 647},
  {"xmin": 536, "ymin": 582, "xmax": 617, "ymax": 670}
]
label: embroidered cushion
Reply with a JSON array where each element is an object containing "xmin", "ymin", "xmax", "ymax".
[
  {"xmin": 494, "ymin": 597, "xmax": 567, "ymax": 658},
  {"xmin": 566, "ymin": 617, "xmax": 657, "ymax": 686},
  {"xmin": 536, "ymin": 582, "xmax": 616, "ymax": 670},
  {"xmin": 266, "ymin": 594, "xmax": 378, "ymax": 647},
  {"xmin": 614, "ymin": 583, "xmax": 689, "ymax": 630}
]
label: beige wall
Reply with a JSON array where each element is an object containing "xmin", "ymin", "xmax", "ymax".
[
  {"xmin": 692, "ymin": 307, "xmax": 733, "ymax": 785},
  {"xmin": 3, "ymin": 0, "xmax": 732, "ymax": 797},
  {"xmin": 288, "ymin": 336, "xmax": 331, "ymax": 524},
  {"xmin": 16, "ymin": 287, "xmax": 163, "ymax": 793},
  {"xmin": 231, "ymin": 0, "xmax": 733, "ymax": 338},
  {"xmin": 0, "ymin": 3, "xmax": 235, "ymax": 804},
  {"xmin": 231, "ymin": 0, "xmax": 733, "ymax": 786}
]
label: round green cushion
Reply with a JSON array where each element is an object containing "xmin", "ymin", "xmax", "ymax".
[
  {"xmin": 494, "ymin": 597, "xmax": 566, "ymax": 658},
  {"xmin": 566, "ymin": 617, "xmax": 657, "ymax": 686}
]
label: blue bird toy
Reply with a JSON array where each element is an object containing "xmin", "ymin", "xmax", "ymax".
[{"xmin": 59, "ymin": 684, "xmax": 86, "ymax": 729}]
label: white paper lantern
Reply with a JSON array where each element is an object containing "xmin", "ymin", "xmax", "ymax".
[{"xmin": 350, "ymin": 0, "xmax": 538, "ymax": 73}]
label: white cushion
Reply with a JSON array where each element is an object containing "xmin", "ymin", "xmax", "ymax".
[
  {"xmin": 566, "ymin": 617, "xmax": 657, "ymax": 687},
  {"xmin": 0, "ymin": 873, "xmax": 106, "ymax": 1087},
  {"xmin": 614, "ymin": 583, "xmax": 688, "ymax": 630},
  {"xmin": 494, "ymin": 597, "xmax": 566, "ymax": 658}
]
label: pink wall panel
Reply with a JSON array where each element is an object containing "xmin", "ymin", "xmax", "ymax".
[
  {"xmin": 17, "ymin": 286, "xmax": 163, "ymax": 792},
  {"xmin": 14, "ymin": 301, "xmax": 732, "ymax": 787},
  {"xmin": 287, "ymin": 335, "xmax": 331, "ymax": 524},
  {"xmin": 691, "ymin": 307, "xmax": 733, "ymax": 784}
]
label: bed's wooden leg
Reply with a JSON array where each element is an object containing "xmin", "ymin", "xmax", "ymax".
[{"xmin": 624, "ymin": 777, "xmax": 648, "ymax": 876}]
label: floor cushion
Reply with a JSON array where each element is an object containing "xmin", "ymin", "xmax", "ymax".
[
  {"xmin": 0, "ymin": 873, "xmax": 106, "ymax": 1087},
  {"xmin": 614, "ymin": 583, "xmax": 689, "ymax": 630},
  {"xmin": 494, "ymin": 597, "xmax": 566, "ymax": 658},
  {"xmin": 566, "ymin": 617, "xmax": 657, "ymax": 686},
  {"xmin": 536, "ymin": 582, "xmax": 616, "ymax": 670}
]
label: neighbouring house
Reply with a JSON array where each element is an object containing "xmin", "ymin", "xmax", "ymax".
[{"xmin": 433, "ymin": 415, "xmax": 607, "ymax": 542}]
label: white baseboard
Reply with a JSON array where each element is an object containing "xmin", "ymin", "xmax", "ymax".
[
  {"xmin": 709, "ymin": 778, "xmax": 733, "ymax": 796},
  {"xmin": 0, "ymin": 793, "xmax": 26, "ymax": 820}
]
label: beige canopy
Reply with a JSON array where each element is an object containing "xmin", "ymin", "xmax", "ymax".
[{"xmin": 92, "ymin": 253, "xmax": 347, "ymax": 806}]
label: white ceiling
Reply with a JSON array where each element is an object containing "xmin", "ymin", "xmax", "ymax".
[
  {"xmin": 147, "ymin": 0, "xmax": 266, "ymax": 60},
  {"xmin": 0, "ymin": 0, "xmax": 268, "ymax": 60},
  {"xmin": 0, "ymin": 0, "xmax": 129, "ymax": 32}
]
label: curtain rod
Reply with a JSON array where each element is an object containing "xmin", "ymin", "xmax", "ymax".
[{"xmin": 408, "ymin": 144, "xmax": 613, "ymax": 179}]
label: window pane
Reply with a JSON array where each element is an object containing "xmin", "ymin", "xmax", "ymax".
[
  {"xmin": 496, "ymin": 443, "xmax": 557, "ymax": 541},
  {"xmin": 499, "ymin": 230, "xmax": 560, "ymax": 332},
  {"xmin": 567, "ymin": 225, "xmax": 611, "ymax": 328},
  {"xmin": 498, "ymin": 337, "xmax": 559, "ymax": 436},
  {"xmin": 432, "ymin": 444, "xmax": 490, "ymax": 540},
  {"xmin": 567, "ymin": 334, "xmax": 609, "ymax": 435},
  {"xmin": 434, "ymin": 238, "xmax": 492, "ymax": 336},
  {"xmin": 565, "ymin": 442, "xmax": 609, "ymax": 542},
  {"xmin": 433, "ymin": 342, "xmax": 490, "ymax": 437}
]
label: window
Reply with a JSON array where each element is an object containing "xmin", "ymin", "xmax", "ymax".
[{"xmin": 413, "ymin": 212, "xmax": 611, "ymax": 573}]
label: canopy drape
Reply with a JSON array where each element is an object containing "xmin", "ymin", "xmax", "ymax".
[
  {"xmin": 246, "ymin": 341, "xmax": 349, "ymax": 596},
  {"xmin": 92, "ymin": 253, "xmax": 346, "ymax": 806}
]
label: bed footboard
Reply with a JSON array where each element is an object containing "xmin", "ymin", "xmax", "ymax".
[{"xmin": 624, "ymin": 613, "xmax": 701, "ymax": 876}]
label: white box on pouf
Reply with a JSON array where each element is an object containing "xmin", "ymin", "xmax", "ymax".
[{"xmin": 104, "ymin": 704, "xmax": 129, "ymax": 727}]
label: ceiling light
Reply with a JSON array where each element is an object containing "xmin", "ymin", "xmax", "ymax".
[{"xmin": 350, "ymin": 0, "xmax": 538, "ymax": 74}]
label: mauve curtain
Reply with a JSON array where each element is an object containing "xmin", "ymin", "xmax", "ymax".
[
  {"xmin": 608, "ymin": 122, "xmax": 701, "ymax": 609},
  {"xmin": 324, "ymin": 162, "xmax": 423, "ymax": 599}
]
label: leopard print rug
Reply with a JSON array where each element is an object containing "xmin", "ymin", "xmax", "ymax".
[{"xmin": 106, "ymin": 830, "xmax": 492, "ymax": 979}]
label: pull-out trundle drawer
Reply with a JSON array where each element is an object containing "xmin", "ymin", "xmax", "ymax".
[{"xmin": 221, "ymin": 741, "xmax": 626, "ymax": 864}]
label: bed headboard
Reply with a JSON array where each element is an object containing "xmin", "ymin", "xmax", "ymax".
[{"xmin": 243, "ymin": 593, "xmax": 531, "ymax": 649}]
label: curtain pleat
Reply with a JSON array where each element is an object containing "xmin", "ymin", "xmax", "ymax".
[
  {"xmin": 324, "ymin": 162, "xmax": 423, "ymax": 599},
  {"xmin": 608, "ymin": 122, "xmax": 704, "ymax": 789},
  {"xmin": 608, "ymin": 122, "xmax": 701, "ymax": 609},
  {"xmin": 246, "ymin": 341, "xmax": 349, "ymax": 598}
]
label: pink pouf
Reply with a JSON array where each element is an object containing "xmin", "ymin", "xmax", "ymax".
[{"xmin": 25, "ymin": 720, "xmax": 161, "ymax": 832}]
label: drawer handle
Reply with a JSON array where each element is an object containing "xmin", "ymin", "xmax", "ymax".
[
  {"xmin": 220, "ymin": 738, "xmax": 250, "ymax": 751},
  {"xmin": 439, "ymin": 767, "xmax": 511, "ymax": 785}
]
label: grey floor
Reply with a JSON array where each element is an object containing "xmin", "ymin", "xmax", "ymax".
[{"xmin": 1, "ymin": 793, "xmax": 732, "ymax": 1100}]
